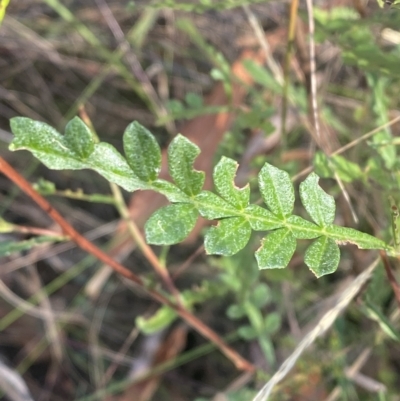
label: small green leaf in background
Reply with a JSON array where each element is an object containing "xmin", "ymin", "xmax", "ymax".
[
  {"xmin": 0, "ymin": 236, "xmax": 66, "ymax": 257},
  {"xmin": 227, "ymin": 304, "xmax": 246, "ymax": 320},
  {"xmin": 304, "ymin": 236, "xmax": 340, "ymax": 277},
  {"xmin": 145, "ymin": 203, "xmax": 198, "ymax": 245},
  {"xmin": 213, "ymin": 157, "xmax": 249, "ymax": 209},
  {"xmin": 168, "ymin": 134, "xmax": 205, "ymax": 196},
  {"xmin": 362, "ymin": 299, "xmax": 400, "ymax": 341},
  {"xmin": 123, "ymin": 121, "xmax": 161, "ymax": 182},
  {"xmin": 255, "ymin": 228, "xmax": 296, "ymax": 269},
  {"xmin": 258, "ymin": 163, "xmax": 295, "ymax": 219},
  {"xmin": 238, "ymin": 325, "xmax": 257, "ymax": 340},
  {"xmin": 314, "ymin": 151, "xmax": 364, "ymax": 183},
  {"xmin": 64, "ymin": 117, "xmax": 95, "ymax": 159},
  {"xmin": 367, "ymin": 73, "xmax": 396, "ymax": 169},
  {"xmin": 264, "ymin": 312, "xmax": 281, "ymax": 335},
  {"xmin": 249, "ymin": 283, "xmax": 271, "ymax": 308},
  {"xmin": 204, "ymin": 217, "xmax": 251, "ymax": 256},
  {"xmin": 300, "ymin": 173, "xmax": 335, "ymax": 227},
  {"xmin": 136, "ymin": 306, "xmax": 177, "ymax": 334},
  {"xmin": 242, "ymin": 59, "xmax": 282, "ymax": 93},
  {"xmin": 185, "ymin": 92, "xmax": 203, "ymax": 108}
]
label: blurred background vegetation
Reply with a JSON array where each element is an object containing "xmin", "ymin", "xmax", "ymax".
[{"xmin": 2, "ymin": 0, "xmax": 400, "ymax": 400}]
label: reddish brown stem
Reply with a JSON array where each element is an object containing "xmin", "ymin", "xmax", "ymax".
[
  {"xmin": 380, "ymin": 250, "xmax": 400, "ymax": 310},
  {"xmin": 0, "ymin": 157, "xmax": 255, "ymax": 373}
]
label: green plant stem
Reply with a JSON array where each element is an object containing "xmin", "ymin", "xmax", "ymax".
[{"xmin": 109, "ymin": 182, "xmax": 183, "ymax": 303}]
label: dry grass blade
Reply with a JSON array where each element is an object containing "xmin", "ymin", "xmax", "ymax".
[
  {"xmin": 253, "ymin": 257, "xmax": 380, "ymax": 401},
  {"xmin": 0, "ymin": 359, "xmax": 34, "ymax": 401}
]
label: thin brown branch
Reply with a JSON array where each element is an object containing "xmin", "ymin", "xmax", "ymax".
[
  {"xmin": 281, "ymin": 0, "xmax": 299, "ymax": 142},
  {"xmin": 0, "ymin": 156, "xmax": 255, "ymax": 373},
  {"xmin": 380, "ymin": 250, "xmax": 400, "ymax": 309}
]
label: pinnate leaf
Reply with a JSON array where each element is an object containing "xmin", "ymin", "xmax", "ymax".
[
  {"xmin": 64, "ymin": 117, "xmax": 94, "ymax": 159},
  {"xmin": 204, "ymin": 217, "xmax": 251, "ymax": 256},
  {"xmin": 300, "ymin": 172, "xmax": 335, "ymax": 226},
  {"xmin": 255, "ymin": 228, "xmax": 296, "ymax": 269},
  {"xmin": 123, "ymin": 121, "xmax": 161, "ymax": 182},
  {"xmin": 213, "ymin": 157, "xmax": 249, "ymax": 209},
  {"xmin": 168, "ymin": 134, "xmax": 205, "ymax": 196},
  {"xmin": 145, "ymin": 203, "xmax": 198, "ymax": 245},
  {"xmin": 304, "ymin": 236, "xmax": 340, "ymax": 277},
  {"xmin": 258, "ymin": 163, "xmax": 294, "ymax": 218}
]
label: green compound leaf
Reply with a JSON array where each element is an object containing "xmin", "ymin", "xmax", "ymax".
[
  {"xmin": 325, "ymin": 225, "xmax": 387, "ymax": 250},
  {"xmin": 195, "ymin": 191, "xmax": 239, "ymax": 219},
  {"xmin": 304, "ymin": 236, "xmax": 340, "ymax": 278},
  {"xmin": 258, "ymin": 163, "xmax": 294, "ymax": 218},
  {"xmin": 123, "ymin": 121, "xmax": 161, "ymax": 182},
  {"xmin": 168, "ymin": 134, "xmax": 205, "ymax": 196},
  {"xmin": 145, "ymin": 203, "xmax": 198, "ymax": 245},
  {"xmin": 244, "ymin": 204, "xmax": 283, "ymax": 231},
  {"xmin": 213, "ymin": 157, "xmax": 249, "ymax": 209},
  {"xmin": 300, "ymin": 172, "xmax": 335, "ymax": 226},
  {"xmin": 64, "ymin": 117, "xmax": 95, "ymax": 159},
  {"xmin": 204, "ymin": 217, "xmax": 251, "ymax": 256},
  {"xmin": 255, "ymin": 228, "xmax": 296, "ymax": 269},
  {"xmin": 9, "ymin": 117, "xmax": 147, "ymax": 192}
]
